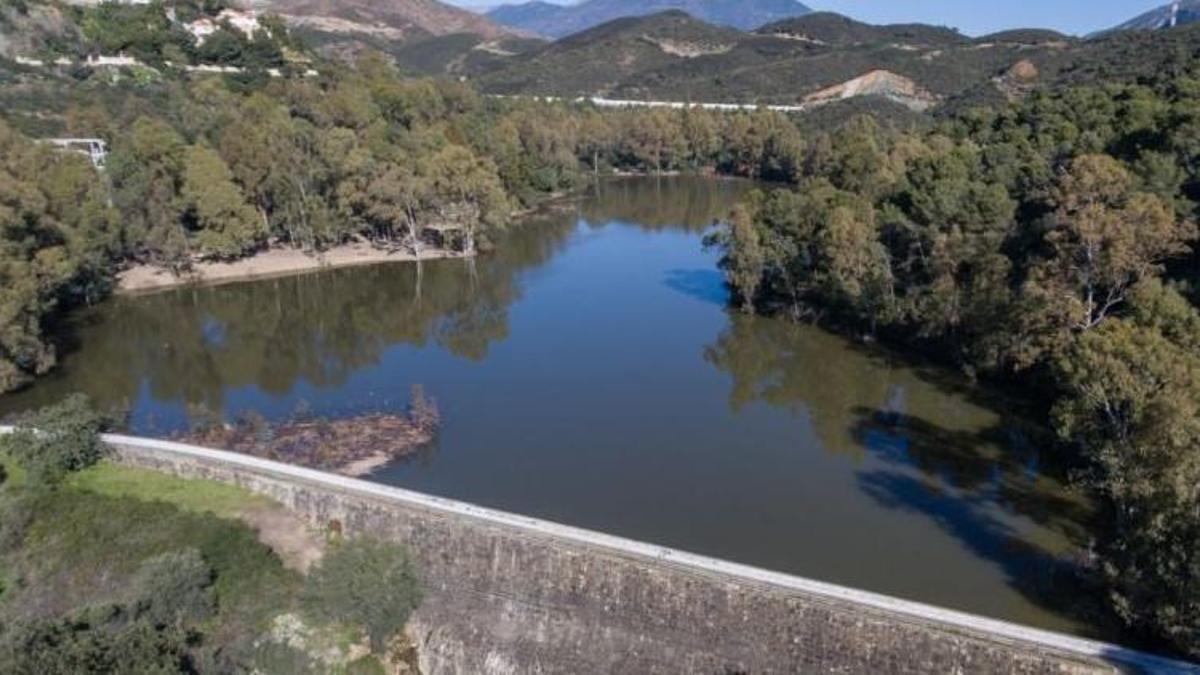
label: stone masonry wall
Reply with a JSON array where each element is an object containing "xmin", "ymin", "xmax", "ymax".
[{"xmin": 101, "ymin": 435, "xmax": 1192, "ymax": 675}]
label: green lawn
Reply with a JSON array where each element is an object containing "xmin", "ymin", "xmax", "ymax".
[{"xmin": 67, "ymin": 463, "xmax": 276, "ymax": 520}]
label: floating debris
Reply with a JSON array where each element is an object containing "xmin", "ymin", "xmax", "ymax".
[{"xmin": 178, "ymin": 386, "xmax": 439, "ymax": 476}]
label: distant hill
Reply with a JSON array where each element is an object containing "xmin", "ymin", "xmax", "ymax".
[
  {"xmin": 473, "ymin": 10, "xmax": 1086, "ymax": 111},
  {"xmin": 1107, "ymin": 0, "xmax": 1200, "ymax": 32},
  {"xmin": 486, "ymin": 0, "xmax": 811, "ymax": 38},
  {"xmin": 240, "ymin": 0, "xmax": 517, "ymax": 59},
  {"xmin": 390, "ymin": 33, "xmax": 546, "ymax": 75},
  {"xmin": 758, "ymin": 12, "xmax": 965, "ymax": 48}
]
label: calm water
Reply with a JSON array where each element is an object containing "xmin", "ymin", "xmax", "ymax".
[{"xmin": 1, "ymin": 177, "xmax": 1101, "ymax": 638}]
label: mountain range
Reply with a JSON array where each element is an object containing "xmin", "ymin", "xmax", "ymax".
[
  {"xmin": 1109, "ymin": 1, "xmax": 1200, "ymax": 32},
  {"xmin": 486, "ymin": 0, "xmax": 811, "ymax": 37},
  {"xmin": 470, "ymin": 11, "xmax": 1068, "ymax": 108}
]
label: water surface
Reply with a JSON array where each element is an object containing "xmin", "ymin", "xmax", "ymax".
[{"xmin": 1, "ymin": 177, "xmax": 1100, "ymax": 638}]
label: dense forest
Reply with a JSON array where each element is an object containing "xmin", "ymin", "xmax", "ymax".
[{"xmin": 709, "ymin": 59, "xmax": 1200, "ymax": 657}]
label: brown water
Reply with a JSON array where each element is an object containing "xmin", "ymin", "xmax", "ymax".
[{"xmin": 0, "ymin": 177, "xmax": 1104, "ymax": 639}]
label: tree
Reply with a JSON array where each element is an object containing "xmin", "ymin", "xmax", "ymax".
[
  {"xmin": 181, "ymin": 144, "xmax": 266, "ymax": 259},
  {"xmin": 713, "ymin": 200, "xmax": 765, "ymax": 311},
  {"xmin": 577, "ymin": 109, "xmax": 614, "ymax": 175},
  {"xmin": 427, "ymin": 145, "xmax": 509, "ymax": 254},
  {"xmin": 127, "ymin": 548, "xmax": 216, "ymax": 628},
  {"xmin": 0, "ymin": 616, "xmax": 192, "ymax": 675},
  {"xmin": 0, "ymin": 122, "xmax": 116, "ymax": 392},
  {"xmin": 1025, "ymin": 155, "xmax": 1195, "ymax": 335},
  {"xmin": 0, "ymin": 393, "xmax": 107, "ymax": 484},
  {"xmin": 1053, "ymin": 318, "xmax": 1200, "ymax": 656},
  {"xmin": 301, "ymin": 538, "xmax": 421, "ymax": 653},
  {"xmin": 109, "ymin": 117, "xmax": 188, "ymax": 268}
]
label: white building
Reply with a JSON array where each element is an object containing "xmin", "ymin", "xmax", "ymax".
[{"xmin": 186, "ymin": 9, "xmax": 262, "ymax": 45}]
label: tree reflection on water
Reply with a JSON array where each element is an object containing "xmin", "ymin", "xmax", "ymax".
[{"xmin": 703, "ymin": 310, "xmax": 1113, "ymax": 635}]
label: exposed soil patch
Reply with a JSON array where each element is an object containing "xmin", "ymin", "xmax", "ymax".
[{"xmin": 239, "ymin": 504, "xmax": 325, "ymax": 572}]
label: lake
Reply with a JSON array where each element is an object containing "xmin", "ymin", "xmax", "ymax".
[{"xmin": 0, "ymin": 176, "xmax": 1103, "ymax": 639}]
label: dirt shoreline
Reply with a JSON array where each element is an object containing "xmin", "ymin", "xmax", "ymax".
[{"xmin": 117, "ymin": 243, "xmax": 467, "ymax": 294}]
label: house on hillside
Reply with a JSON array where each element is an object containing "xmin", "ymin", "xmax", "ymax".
[{"xmin": 186, "ymin": 9, "xmax": 262, "ymax": 45}]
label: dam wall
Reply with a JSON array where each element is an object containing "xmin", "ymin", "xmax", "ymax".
[{"xmin": 92, "ymin": 433, "xmax": 1192, "ymax": 674}]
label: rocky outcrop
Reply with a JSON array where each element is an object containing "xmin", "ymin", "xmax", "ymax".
[
  {"xmin": 994, "ymin": 58, "xmax": 1040, "ymax": 100},
  {"xmin": 803, "ymin": 69, "xmax": 939, "ymax": 111}
]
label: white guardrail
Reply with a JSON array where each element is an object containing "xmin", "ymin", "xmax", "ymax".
[{"xmin": 0, "ymin": 426, "xmax": 1195, "ymax": 674}]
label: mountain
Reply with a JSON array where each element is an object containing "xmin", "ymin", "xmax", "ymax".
[
  {"xmin": 1109, "ymin": 0, "xmax": 1200, "ymax": 32},
  {"xmin": 486, "ymin": 0, "xmax": 811, "ymax": 38}
]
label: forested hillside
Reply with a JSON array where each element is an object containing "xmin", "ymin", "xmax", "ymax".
[{"xmin": 709, "ymin": 51, "xmax": 1200, "ymax": 659}]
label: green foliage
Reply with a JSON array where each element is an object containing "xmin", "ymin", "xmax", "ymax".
[
  {"xmin": 0, "ymin": 489, "xmax": 34, "ymax": 552},
  {"xmin": 0, "ymin": 394, "xmax": 107, "ymax": 484},
  {"xmin": 0, "ymin": 615, "xmax": 193, "ymax": 675},
  {"xmin": 181, "ymin": 144, "xmax": 265, "ymax": 259},
  {"xmin": 1053, "ymin": 316, "xmax": 1200, "ymax": 654},
  {"xmin": 302, "ymin": 538, "xmax": 421, "ymax": 653},
  {"xmin": 126, "ymin": 548, "xmax": 216, "ymax": 628},
  {"xmin": 0, "ymin": 120, "xmax": 116, "ymax": 392},
  {"xmin": 108, "ymin": 116, "xmax": 188, "ymax": 268},
  {"xmin": 77, "ymin": 3, "xmax": 188, "ymax": 65}
]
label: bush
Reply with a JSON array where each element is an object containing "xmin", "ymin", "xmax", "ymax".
[
  {"xmin": 0, "ymin": 394, "xmax": 107, "ymax": 484},
  {"xmin": 0, "ymin": 491, "xmax": 35, "ymax": 553},
  {"xmin": 0, "ymin": 616, "xmax": 192, "ymax": 675},
  {"xmin": 127, "ymin": 548, "xmax": 216, "ymax": 628},
  {"xmin": 301, "ymin": 538, "xmax": 421, "ymax": 653}
]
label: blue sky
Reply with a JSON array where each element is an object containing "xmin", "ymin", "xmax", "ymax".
[{"xmin": 449, "ymin": 1, "xmax": 1165, "ymax": 37}]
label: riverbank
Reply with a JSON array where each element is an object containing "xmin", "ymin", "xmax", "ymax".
[{"xmin": 117, "ymin": 243, "xmax": 468, "ymax": 294}]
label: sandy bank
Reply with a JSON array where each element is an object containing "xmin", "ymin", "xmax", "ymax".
[{"xmin": 118, "ymin": 243, "xmax": 466, "ymax": 294}]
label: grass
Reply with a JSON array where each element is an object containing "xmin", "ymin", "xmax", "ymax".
[
  {"xmin": 67, "ymin": 463, "xmax": 276, "ymax": 520},
  {"xmin": 0, "ymin": 453, "xmax": 26, "ymax": 489}
]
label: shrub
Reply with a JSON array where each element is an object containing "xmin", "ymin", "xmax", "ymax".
[
  {"xmin": 127, "ymin": 548, "xmax": 216, "ymax": 628},
  {"xmin": 0, "ymin": 616, "xmax": 192, "ymax": 675},
  {"xmin": 0, "ymin": 491, "xmax": 34, "ymax": 552},
  {"xmin": 301, "ymin": 538, "xmax": 421, "ymax": 653},
  {"xmin": 0, "ymin": 394, "xmax": 107, "ymax": 484}
]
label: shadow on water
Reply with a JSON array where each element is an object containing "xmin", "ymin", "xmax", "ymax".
[
  {"xmin": 663, "ymin": 269, "xmax": 729, "ymax": 307},
  {"xmin": 702, "ymin": 309, "xmax": 1123, "ymax": 637},
  {"xmin": 849, "ymin": 406, "xmax": 1115, "ymax": 639}
]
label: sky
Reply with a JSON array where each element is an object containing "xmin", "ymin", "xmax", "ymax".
[{"xmin": 447, "ymin": 1, "xmax": 1167, "ymax": 37}]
